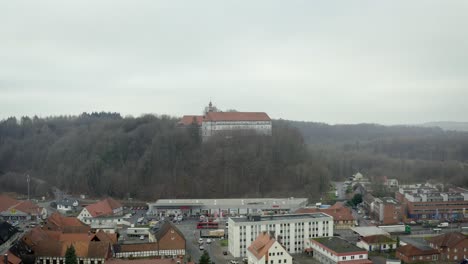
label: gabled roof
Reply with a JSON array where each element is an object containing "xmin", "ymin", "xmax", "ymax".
[
  {"xmin": 296, "ymin": 202, "xmax": 354, "ymax": 221},
  {"xmin": 6, "ymin": 251, "xmax": 22, "ymax": 264},
  {"xmin": 179, "ymin": 115, "xmax": 203, "ymax": 126},
  {"xmin": 84, "ymin": 198, "xmax": 122, "ymax": 218},
  {"xmin": 361, "ymin": 234, "xmax": 395, "ymax": 244},
  {"xmin": 396, "ymin": 244, "xmax": 439, "ymax": 257},
  {"xmin": 247, "ymin": 232, "xmax": 277, "ymax": 260},
  {"xmin": 154, "ymin": 221, "xmax": 185, "ymax": 242},
  {"xmin": 205, "ymin": 112, "xmax": 271, "ymax": 122},
  {"xmin": 427, "ymin": 232, "xmax": 467, "ymax": 248},
  {"xmin": 46, "ymin": 212, "xmax": 90, "ymax": 233},
  {"xmin": 113, "ymin": 243, "xmax": 158, "ymax": 253},
  {"xmin": 0, "ymin": 195, "xmax": 42, "ymax": 215}
]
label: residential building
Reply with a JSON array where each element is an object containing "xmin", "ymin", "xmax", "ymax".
[
  {"xmin": 0, "ymin": 195, "xmax": 47, "ymax": 221},
  {"xmin": 113, "ymin": 221, "xmax": 185, "ymax": 258},
  {"xmin": 180, "ymin": 102, "xmax": 272, "ymax": 140},
  {"xmin": 296, "ymin": 202, "xmax": 356, "ymax": 229},
  {"xmin": 21, "ymin": 227, "xmax": 117, "ymax": 264},
  {"xmin": 396, "ymin": 244, "xmax": 439, "ymax": 263},
  {"xmin": 43, "ymin": 212, "xmax": 90, "ymax": 233},
  {"xmin": 356, "ymin": 235, "xmax": 397, "ymax": 252},
  {"xmin": 106, "ymin": 258, "xmax": 187, "ymax": 264},
  {"xmin": 77, "ymin": 198, "xmax": 125, "ymax": 225},
  {"xmin": 427, "ymin": 232, "xmax": 468, "ymax": 262},
  {"xmin": 396, "ymin": 184, "xmax": 468, "ymax": 221},
  {"xmin": 228, "ymin": 213, "xmax": 333, "ymax": 257},
  {"xmin": 56, "ymin": 198, "xmax": 79, "ymax": 213},
  {"xmin": 147, "ymin": 198, "xmax": 307, "ymax": 217},
  {"xmin": 305, "ymin": 237, "xmax": 372, "ymax": 264},
  {"xmin": 247, "ymin": 232, "xmax": 292, "ymax": 264},
  {"xmin": 4, "ymin": 251, "xmax": 22, "ymax": 264},
  {"xmin": 373, "ymin": 197, "xmax": 401, "ymax": 225}
]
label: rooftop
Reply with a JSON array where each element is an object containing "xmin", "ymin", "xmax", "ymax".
[
  {"xmin": 312, "ymin": 237, "xmax": 366, "ymax": 254},
  {"xmin": 230, "ymin": 213, "xmax": 332, "ymax": 223},
  {"xmin": 351, "ymin": 227, "xmax": 390, "ymax": 237},
  {"xmin": 149, "ymin": 198, "xmax": 307, "ymax": 208},
  {"xmin": 248, "ymin": 232, "xmax": 277, "ymax": 260}
]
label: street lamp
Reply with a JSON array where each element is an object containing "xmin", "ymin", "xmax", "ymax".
[{"xmin": 26, "ymin": 174, "xmax": 30, "ymax": 200}]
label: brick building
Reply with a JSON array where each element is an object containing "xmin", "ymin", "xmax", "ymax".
[
  {"xmin": 295, "ymin": 202, "xmax": 356, "ymax": 229},
  {"xmin": 396, "ymin": 244, "xmax": 439, "ymax": 263},
  {"xmin": 396, "ymin": 185, "xmax": 468, "ymax": 221},
  {"xmin": 427, "ymin": 232, "xmax": 468, "ymax": 262}
]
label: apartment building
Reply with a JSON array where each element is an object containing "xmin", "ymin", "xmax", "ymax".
[{"xmin": 228, "ymin": 213, "xmax": 333, "ymax": 257}]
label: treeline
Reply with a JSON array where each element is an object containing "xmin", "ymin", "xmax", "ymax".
[
  {"xmin": 0, "ymin": 113, "xmax": 330, "ymax": 200},
  {"xmin": 285, "ymin": 120, "xmax": 468, "ymax": 187}
]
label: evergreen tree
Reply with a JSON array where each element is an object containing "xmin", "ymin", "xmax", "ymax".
[
  {"xmin": 65, "ymin": 245, "xmax": 78, "ymax": 264},
  {"xmin": 199, "ymin": 250, "xmax": 211, "ymax": 264}
]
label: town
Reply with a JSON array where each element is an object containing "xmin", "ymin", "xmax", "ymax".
[{"xmin": 1, "ymin": 173, "xmax": 468, "ymax": 264}]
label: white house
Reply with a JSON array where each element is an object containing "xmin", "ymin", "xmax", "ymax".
[
  {"xmin": 228, "ymin": 213, "xmax": 333, "ymax": 257},
  {"xmin": 356, "ymin": 234, "xmax": 397, "ymax": 252},
  {"xmin": 247, "ymin": 232, "xmax": 292, "ymax": 264},
  {"xmin": 77, "ymin": 198, "xmax": 126, "ymax": 225},
  {"xmin": 56, "ymin": 198, "xmax": 79, "ymax": 213},
  {"xmin": 306, "ymin": 237, "xmax": 372, "ymax": 264}
]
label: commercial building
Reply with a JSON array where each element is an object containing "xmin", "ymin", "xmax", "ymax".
[
  {"xmin": 0, "ymin": 195, "xmax": 47, "ymax": 221},
  {"xmin": 228, "ymin": 213, "xmax": 333, "ymax": 257},
  {"xmin": 247, "ymin": 232, "xmax": 292, "ymax": 264},
  {"xmin": 305, "ymin": 237, "xmax": 371, "ymax": 264},
  {"xmin": 396, "ymin": 184, "xmax": 468, "ymax": 221},
  {"xmin": 147, "ymin": 198, "xmax": 308, "ymax": 217},
  {"xmin": 356, "ymin": 234, "xmax": 397, "ymax": 252}
]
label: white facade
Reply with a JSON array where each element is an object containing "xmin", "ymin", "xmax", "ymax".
[
  {"xmin": 77, "ymin": 208, "xmax": 130, "ymax": 226},
  {"xmin": 228, "ymin": 213, "xmax": 333, "ymax": 257},
  {"xmin": 247, "ymin": 239, "xmax": 292, "ymax": 264},
  {"xmin": 307, "ymin": 237, "xmax": 369, "ymax": 264},
  {"xmin": 356, "ymin": 240, "xmax": 396, "ymax": 252},
  {"xmin": 202, "ymin": 120, "xmax": 272, "ymax": 138}
]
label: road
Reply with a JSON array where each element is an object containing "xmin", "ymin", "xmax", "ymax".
[{"xmin": 333, "ymin": 181, "xmax": 347, "ymax": 201}]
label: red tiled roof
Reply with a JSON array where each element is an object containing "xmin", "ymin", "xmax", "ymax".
[
  {"xmin": 46, "ymin": 212, "xmax": 90, "ymax": 233},
  {"xmin": 0, "ymin": 194, "xmax": 42, "ymax": 215},
  {"xmin": 426, "ymin": 232, "xmax": 467, "ymax": 248},
  {"xmin": 247, "ymin": 232, "xmax": 277, "ymax": 260},
  {"xmin": 296, "ymin": 202, "xmax": 355, "ymax": 222},
  {"xmin": 6, "ymin": 251, "xmax": 22, "ymax": 264},
  {"xmin": 85, "ymin": 198, "xmax": 122, "ymax": 217},
  {"xmin": 361, "ymin": 235, "xmax": 395, "ymax": 244},
  {"xmin": 0, "ymin": 195, "xmax": 19, "ymax": 212},
  {"xmin": 106, "ymin": 258, "xmax": 185, "ymax": 264},
  {"xmin": 205, "ymin": 112, "xmax": 271, "ymax": 122},
  {"xmin": 396, "ymin": 244, "xmax": 439, "ymax": 257},
  {"xmin": 179, "ymin": 115, "xmax": 203, "ymax": 126}
]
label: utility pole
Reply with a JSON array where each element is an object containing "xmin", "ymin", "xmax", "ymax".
[{"xmin": 27, "ymin": 174, "xmax": 30, "ymax": 200}]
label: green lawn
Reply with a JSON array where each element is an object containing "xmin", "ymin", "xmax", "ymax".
[{"xmin": 220, "ymin": 239, "xmax": 228, "ymax": 247}]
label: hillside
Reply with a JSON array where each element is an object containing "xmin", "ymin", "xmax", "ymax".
[
  {"xmin": 0, "ymin": 113, "xmax": 329, "ymax": 200},
  {"xmin": 1, "ymin": 114, "xmax": 467, "ymax": 201},
  {"xmin": 420, "ymin": 121, "xmax": 468, "ymax": 132}
]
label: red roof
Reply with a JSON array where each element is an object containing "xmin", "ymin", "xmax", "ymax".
[
  {"xmin": 179, "ymin": 115, "xmax": 203, "ymax": 126},
  {"xmin": 0, "ymin": 194, "xmax": 42, "ymax": 215},
  {"xmin": 360, "ymin": 235, "xmax": 395, "ymax": 244},
  {"xmin": 205, "ymin": 112, "xmax": 271, "ymax": 122},
  {"xmin": 85, "ymin": 198, "xmax": 122, "ymax": 217},
  {"xmin": 6, "ymin": 251, "xmax": 22, "ymax": 264},
  {"xmin": 248, "ymin": 232, "xmax": 277, "ymax": 260},
  {"xmin": 296, "ymin": 202, "xmax": 355, "ymax": 222},
  {"xmin": 427, "ymin": 232, "xmax": 467, "ymax": 248},
  {"xmin": 396, "ymin": 244, "xmax": 439, "ymax": 257},
  {"xmin": 46, "ymin": 212, "xmax": 90, "ymax": 233}
]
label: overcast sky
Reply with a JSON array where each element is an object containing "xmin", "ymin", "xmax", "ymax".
[{"xmin": 1, "ymin": 1, "xmax": 467, "ymax": 124}]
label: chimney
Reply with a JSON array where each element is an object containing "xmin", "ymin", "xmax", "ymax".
[{"xmin": 4, "ymin": 254, "xmax": 8, "ymax": 264}]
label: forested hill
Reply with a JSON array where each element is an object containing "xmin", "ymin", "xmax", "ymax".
[
  {"xmin": 284, "ymin": 120, "xmax": 468, "ymax": 188},
  {"xmin": 1, "ymin": 114, "xmax": 467, "ymax": 201},
  {"xmin": 0, "ymin": 113, "xmax": 330, "ymax": 200}
]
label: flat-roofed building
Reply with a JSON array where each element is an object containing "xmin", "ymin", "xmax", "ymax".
[
  {"xmin": 228, "ymin": 213, "xmax": 333, "ymax": 257},
  {"xmin": 147, "ymin": 198, "xmax": 308, "ymax": 217}
]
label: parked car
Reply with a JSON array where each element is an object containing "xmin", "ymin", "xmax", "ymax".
[
  {"xmin": 199, "ymin": 238, "xmax": 204, "ymax": 243},
  {"xmin": 206, "ymin": 239, "xmax": 212, "ymax": 244},
  {"xmin": 223, "ymin": 251, "xmax": 228, "ymax": 255},
  {"xmin": 230, "ymin": 260, "xmax": 239, "ymax": 264},
  {"xmin": 199, "ymin": 245, "xmax": 204, "ymax": 250}
]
